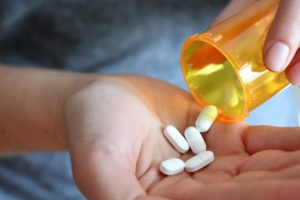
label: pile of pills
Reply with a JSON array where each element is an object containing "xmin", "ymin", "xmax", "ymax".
[{"xmin": 159, "ymin": 105, "xmax": 218, "ymax": 175}]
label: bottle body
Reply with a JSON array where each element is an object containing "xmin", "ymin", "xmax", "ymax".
[{"xmin": 181, "ymin": 0, "xmax": 289, "ymax": 122}]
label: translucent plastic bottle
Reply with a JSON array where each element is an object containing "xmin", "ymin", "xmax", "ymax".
[{"xmin": 181, "ymin": 0, "xmax": 289, "ymax": 122}]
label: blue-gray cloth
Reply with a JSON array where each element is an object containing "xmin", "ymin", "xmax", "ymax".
[{"xmin": 0, "ymin": 0, "xmax": 297, "ymax": 199}]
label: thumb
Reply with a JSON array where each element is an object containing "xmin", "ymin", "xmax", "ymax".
[{"xmin": 263, "ymin": 0, "xmax": 300, "ymax": 82}]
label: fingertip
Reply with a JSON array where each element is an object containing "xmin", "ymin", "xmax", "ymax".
[
  {"xmin": 263, "ymin": 0, "xmax": 300, "ymax": 73},
  {"xmin": 263, "ymin": 41, "xmax": 290, "ymax": 72}
]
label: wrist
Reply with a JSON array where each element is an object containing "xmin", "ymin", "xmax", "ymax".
[{"xmin": 0, "ymin": 66, "xmax": 100, "ymax": 154}]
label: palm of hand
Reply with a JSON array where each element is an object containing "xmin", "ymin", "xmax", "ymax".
[{"xmin": 66, "ymin": 75, "xmax": 300, "ymax": 200}]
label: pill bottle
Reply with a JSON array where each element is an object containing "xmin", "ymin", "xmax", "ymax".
[{"xmin": 181, "ymin": 0, "xmax": 289, "ymax": 122}]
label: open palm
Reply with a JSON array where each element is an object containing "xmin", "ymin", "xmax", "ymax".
[{"xmin": 65, "ymin": 75, "xmax": 300, "ymax": 200}]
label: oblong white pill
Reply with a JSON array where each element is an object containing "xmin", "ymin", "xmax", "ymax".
[
  {"xmin": 185, "ymin": 151, "xmax": 214, "ymax": 173},
  {"xmin": 223, "ymin": 83, "xmax": 239, "ymax": 107},
  {"xmin": 159, "ymin": 158, "xmax": 185, "ymax": 175},
  {"xmin": 164, "ymin": 125, "xmax": 189, "ymax": 153},
  {"xmin": 195, "ymin": 105, "xmax": 218, "ymax": 132},
  {"xmin": 184, "ymin": 127, "xmax": 206, "ymax": 154}
]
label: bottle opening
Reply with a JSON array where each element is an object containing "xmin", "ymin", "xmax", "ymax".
[{"xmin": 181, "ymin": 39, "xmax": 247, "ymax": 122}]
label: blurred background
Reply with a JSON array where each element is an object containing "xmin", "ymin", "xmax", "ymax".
[{"xmin": 0, "ymin": 0, "xmax": 297, "ymax": 199}]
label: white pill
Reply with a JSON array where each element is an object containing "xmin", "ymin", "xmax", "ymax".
[
  {"xmin": 184, "ymin": 127, "xmax": 206, "ymax": 154},
  {"xmin": 159, "ymin": 158, "xmax": 185, "ymax": 175},
  {"xmin": 185, "ymin": 151, "xmax": 214, "ymax": 173},
  {"xmin": 223, "ymin": 83, "xmax": 239, "ymax": 107},
  {"xmin": 164, "ymin": 125, "xmax": 189, "ymax": 153},
  {"xmin": 195, "ymin": 105, "xmax": 218, "ymax": 132}
]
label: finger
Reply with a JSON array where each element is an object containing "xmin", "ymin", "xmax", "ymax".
[
  {"xmin": 273, "ymin": 164, "xmax": 300, "ymax": 180},
  {"xmin": 242, "ymin": 126, "xmax": 300, "ymax": 154},
  {"xmin": 138, "ymin": 197, "xmax": 170, "ymax": 200},
  {"xmin": 154, "ymin": 178, "xmax": 300, "ymax": 200},
  {"xmin": 212, "ymin": 0, "xmax": 257, "ymax": 25},
  {"xmin": 263, "ymin": 0, "xmax": 300, "ymax": 73},
  {"xmin": 197, "ymin": 180, "xmax": 300, "ymax": 200},
  {"xmin": 234, "ymin": 164, "xmax": 300, "ymax": 183},
  {"xmin": 239, "ymin": 150, "xmax": 300, "ymax": 172},
  {"xmin": 285, "ymin": 49, "xmax": 300, "ymax": 85}
]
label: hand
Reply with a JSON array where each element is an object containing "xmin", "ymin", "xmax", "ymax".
[
  {"xmin": 65, "ymin": 75, "xmax": 300, "ymax": 200},
  {"xmin": 214, "ymin": 0, "xmax": 300, "ymax": 85}
]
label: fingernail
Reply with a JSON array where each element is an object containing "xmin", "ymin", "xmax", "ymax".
[{"xmin": 264, "ymin": 42, "xmax": 290, "ymax": 72}]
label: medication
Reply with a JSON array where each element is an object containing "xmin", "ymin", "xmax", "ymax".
[
  {"xmin": 185, "ymin": 151, "xmax": 214, "ymax": 173},
  {"xmin": 223, "ymin": 82, "xmax": 239, "ymax": 107},
  {"xmin": 164, "ymin": 125, "xmax": 189, "ymax": 153},
  {"xmin": 184, "ymin": 127, "xmax": 206, "ymax": 154},
  {"xmin": 159, "ymin": 158, "xmax": 185, "ymax": 176},
  {"xmin": 195, "ymin": 105, "xmax": 218, "ymax": 132},
  {"xmin": 181, "ymin": 0, "xmax": 288, "ymax": 122}
]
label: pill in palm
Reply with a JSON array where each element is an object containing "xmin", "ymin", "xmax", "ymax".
[
  {"xmin": 184, "ymin": 127, "xmax": 206, "ymax": 154},
  {"xmin": 185, "ymin": 151, "xmax": 214, "ymax": 173},
  {"xmin": 195, "ymin": 105, "xmax": 218, "ymax": 132},
  {"xmin": 159, "ymin": 158, "xmax": 185, "ymax": 175},
  {"xmin": 164, "ymin": 125, "xmax": 189, "ymax": 153}
]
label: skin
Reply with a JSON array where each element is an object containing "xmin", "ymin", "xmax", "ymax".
[
  {"xmin": 2, "ymin": 2, "xmax": 300, "ymax": 197},
  {"xmin": 0, "ymin": 66, "xmax": 97, "ymax": 153},
  {"xmin": 2, "ymin": 65, "xmax": 300, "ymax": 199},
  {"xmin": 214, "ymin": 0, "xmax": 300, "ymax": 85},
  {"xmin": 65, "ymin": 75, "xmax": 300, "ymax": 199}
]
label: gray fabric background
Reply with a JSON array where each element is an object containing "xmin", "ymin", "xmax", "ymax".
[
  {"xmin": 0, "ymin": 1, "xmax": 227, "ymax": 199},
  {"xmin": 0, "ymin": 0, "xmax": 297, "ymax": 199}
]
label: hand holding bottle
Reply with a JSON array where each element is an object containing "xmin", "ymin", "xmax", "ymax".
[{"xmin": 215, "ymin": 0, "xmax": 300, "ymax": 85}]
